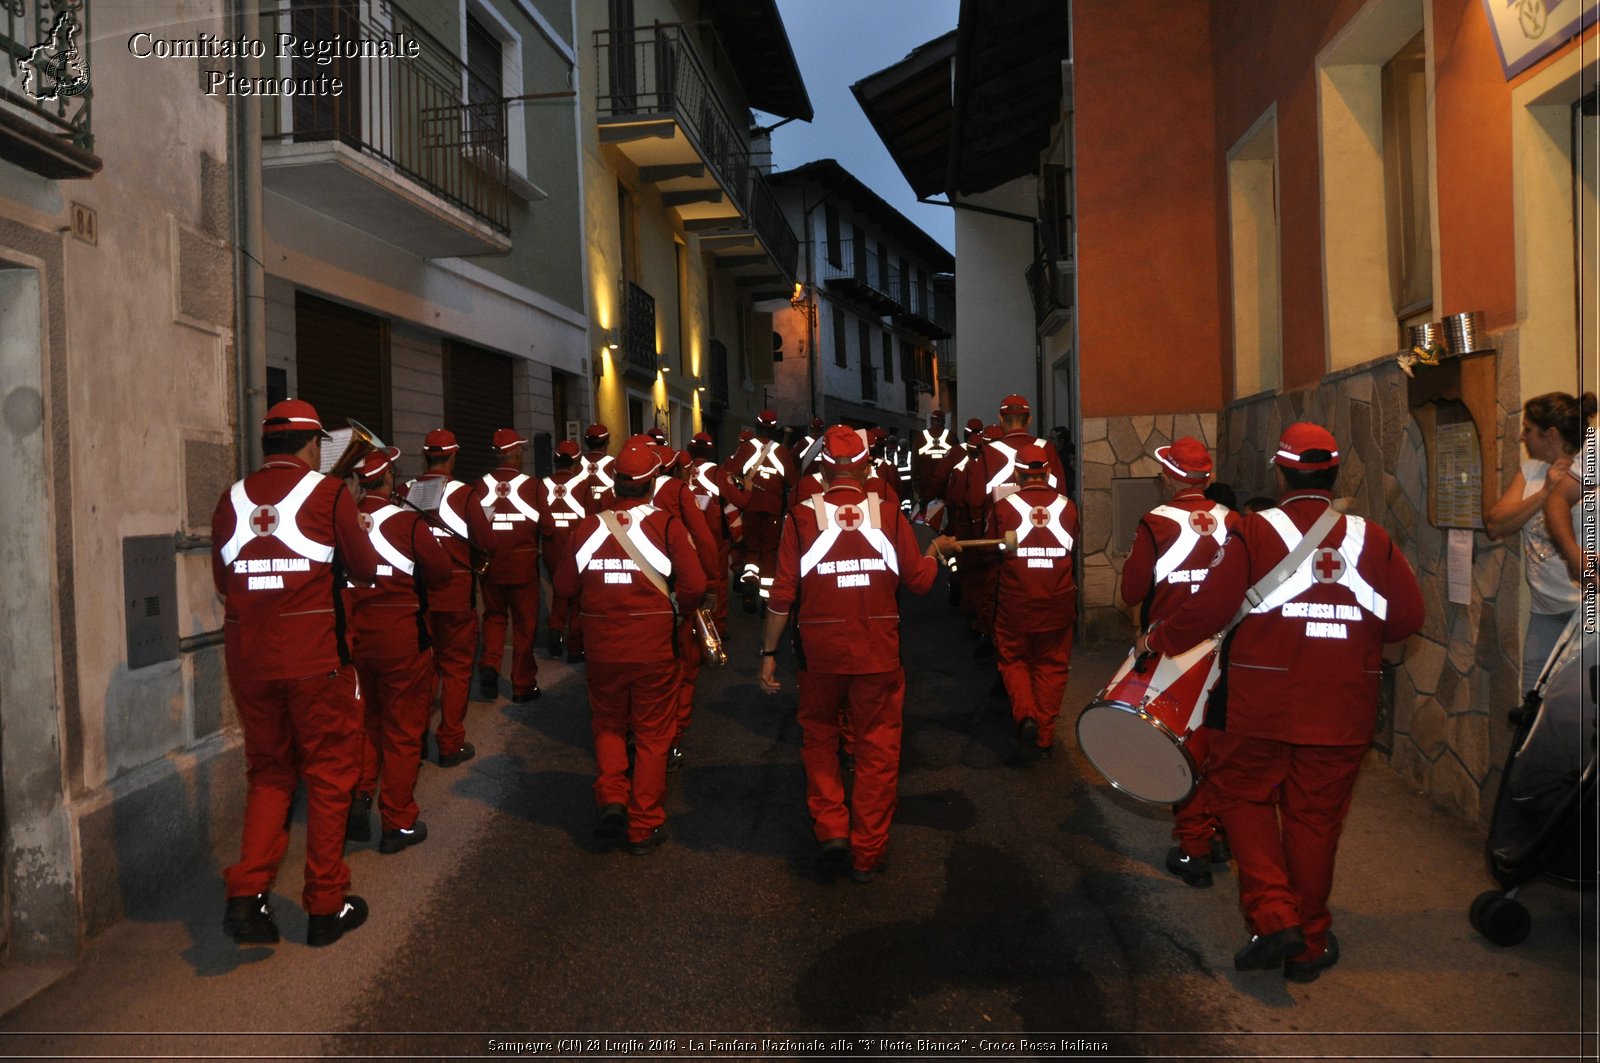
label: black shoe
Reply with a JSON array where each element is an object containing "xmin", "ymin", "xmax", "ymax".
[
  {"xmin": 511, "ymin": 686, "xmax": 541, "ymax": 703},
  {"xmin": 379, "ymin": 821, "xmax": 428, "ymax": 854},
  {"xmin": 1210, "ymin": 833, "xmax": 1233, "ymax": 865},
  {"xmin": 1165, "ymin": 846, "xmax": 1214, "ymax": 888},
  {"xmin": 1284, "ymin": 931, "xmax": 1340, "ymax": 983},
  {"xmin": 594, "ymin": 803, "xmax": 627, "ymax": 841},
  {"xmin": 839, "ymin": 751, "xmax": 856, "ymax": 773},
  {"xmin": 477, "ymin": 667, "xmax": 498, "ymax": 700},
  {"xmin": 849, "ymin": 861, "xmax": 886, "ymax": 885},
  {"xmin": 816, "ymin": 838, "xmax": 850, "ymax": 881},
  {"xmin": 547, "ymin": 631, "xmax": 564, "ymax": 658},
  {"xmin": 345, "ymin": 793, "xmax": 372, "ymax": 843},
  {"xmin": 973, "ymin": 636, "xmax": 995, "ymax": 661},
  {"xmin": 306, "ymin": 895, "xmax": 368, "ymax": 948},
  {"xmin": 567, "ymin": 646, "xmax": 586, "ymax": 665},
  {"xmin": 1234, "ymin": 925, "xmax": 1306, "ymax": 970},
  {"xmin": 627, "ymin": 828, "xmax": 665, "ymax": 855},
  {"xmin": 223, "ymin": 893, "xmax": 279, "ymax": 944},
  {"xmin": 438, "ymin": 742, "xmax": 475, "ymax": 768},
  {"xmin": 1017, "ymin": 718, "xmax": 1040, "ymax": 764},
  {"xmin": 667, "ymin": 746, "xmax": 684, "ymax": 772}
]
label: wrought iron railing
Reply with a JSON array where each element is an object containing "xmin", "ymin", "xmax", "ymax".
[
  {"xmin": 0, "ymin": 0, "xmax": 97, "ymax": 176},
  {"xmin": 259, "ymin": 0, "xmax": 509, "ymax": 234},
  {"xmin": 709, "ymin": 338, "xmax": 729, "ymax": 408},
  {"xmin": 623, "ymin": 281, "xmax": 657, "ymax": 375},
  {"xmin": 595, "ymin": 23, "xmax": 798, "ymax": 281},
  {"xmin": 820, "ymin": 239, "xmax": 898, "ymax": 306}
]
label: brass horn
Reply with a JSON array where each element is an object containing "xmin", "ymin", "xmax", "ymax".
[{"xmin": 326, "ymin": 418, "xmax": 384, "ymax": 481}]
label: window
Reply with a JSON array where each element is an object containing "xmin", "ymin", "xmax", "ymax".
[
  {"xmin": 833, "ymin": 306, "xmax": 847, "ymax": 367},
  {"xmin": 882, "ymin": 331, "xmax": 893, "ymax": 382},
  {"xmin": 465, "ymin": 14, "xmax": 505, "ymax": 162},
  {"xmin": 1227, "ymin": 109, "xmax": 1281, "ymax": 396},
  {"xmin": 617, "ymin": 181, "xmax": 638, "ymax": 282},
  {"xmin": 825, "ymin": 204, "xmax": 841, "ymax": 268},
  {"xmin": 1382, "ymin": 31, "xmax": 1432, "ymax": 324},
  {"xmin": 294, "ymin": 291, "xmax": 390, "ymax": 440},
  {"xmin": 443, "ymin": 340, "xmax": 515, "ymax": 483}
]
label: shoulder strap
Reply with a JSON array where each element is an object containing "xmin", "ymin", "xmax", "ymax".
[
  {"xmin": 1228, "ymin": 505, "xmax": 1343, "ymax": 629},
  {"xmin": 598, "ymin": 510, "xmax": 671, "ymax": 599}
]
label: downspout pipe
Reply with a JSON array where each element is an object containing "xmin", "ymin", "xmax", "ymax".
[{"xmin": 231, "ymin": 0, "xmax": 267, "ymax": 475}]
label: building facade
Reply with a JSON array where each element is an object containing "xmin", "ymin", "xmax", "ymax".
[
  {"xmin": 767, "ymin": 159, "xmax": 952, "ymax": 438},
  {"xmin": 576, "ymin": 0, "xmax": 811, "ymax": 455}
]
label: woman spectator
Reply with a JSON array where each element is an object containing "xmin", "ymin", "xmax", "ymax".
[{"xmin": 1483, "ymin": 391, "xmax": 1596, "ymax": 690}]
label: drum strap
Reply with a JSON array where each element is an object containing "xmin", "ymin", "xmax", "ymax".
[{"xmin": 1228, "ymin": 505, "xmax": 1342, "ymax": 631}]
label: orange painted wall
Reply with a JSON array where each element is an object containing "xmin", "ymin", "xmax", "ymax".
[{"xmin": 1073, "ymin": 0, "xmax": 1225, "ymax": 418}]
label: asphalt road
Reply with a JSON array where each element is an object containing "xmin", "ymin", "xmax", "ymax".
[{"xmin": 1, "ymin": 552, "xmax": 1593, "ymax": 1060}]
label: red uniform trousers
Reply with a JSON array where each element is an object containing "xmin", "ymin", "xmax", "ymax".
[
  {"xmin": 479, "ymin": 580, "xmax": 540, "ymax": 691},
  {"xmin": 673, "ymin": 618, "xmax": 704, "ymax": 746},
  {"xmin": 743, "ymin": 511, "xmax": 782, "ymax": 599},
  {"xmin": 993, "ymin": 619, "xmax": 1073, "ymax": 748},
  {"xmin": 796, "ymin": 669, "xmax": 904, "ymax": 873},
  {"xmin": 224, "ymin": 666, "xmax": 361, "ymax": 915},
  {"xmin": 1206, "ymin": 731, "xmax": 1366, "ymax": 960},
  {"xmin": 588, "ymin": 661, "xmax": 682, "ymax": 843},
  {"xmin": 1172, "ymin": 726, "xmax": 1222, "ymax": 858},
  {"xmin": 429, "ymin": 610, "xmax": 478, "ymax": 755},
  {"xmin": 352, "ymin": 632, "xmax": 434, "ymax": 832}
]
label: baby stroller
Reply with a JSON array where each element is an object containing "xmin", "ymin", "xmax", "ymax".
[{"xmin": 1469, "ymin": 611, "xmax": 1597, "ymax": 946}]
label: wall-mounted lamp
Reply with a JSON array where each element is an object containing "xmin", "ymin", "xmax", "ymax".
[
  {"xmin": 696, "ymin": 385, "xmax": 706, "ymax": 393},
  {"xmin": 606, "ymin": 328, "xmax": 619, "ymax": 351}
]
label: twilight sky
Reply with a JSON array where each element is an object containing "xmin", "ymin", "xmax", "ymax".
[{"xmin": 769, "ymin": 0, "xmax": 959, "ymax": 253}]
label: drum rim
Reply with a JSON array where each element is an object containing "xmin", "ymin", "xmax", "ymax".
[{"xmin": 1076, "ymin": 700, "xmax": 1200, "ymax": 805}]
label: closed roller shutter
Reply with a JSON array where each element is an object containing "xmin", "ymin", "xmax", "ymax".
[
  {"xmin": 294, "ymin": 291, "xmax": 390, "ymax": 439},
  {"xmin": 445, "ymin": 340, "xmax": 514, "ymax": 483}
]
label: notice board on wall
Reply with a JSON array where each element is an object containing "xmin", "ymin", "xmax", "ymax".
[{"xmin": 1433, "ymin": 418, "xmax": 1484, "ymax": 530}]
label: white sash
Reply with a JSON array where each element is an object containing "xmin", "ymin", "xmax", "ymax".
[
  {"xmin": 366, "ymin": 504, "xmax": 414, "ymax": 576},
  {"xmin": 1150, "ymin": 503, "xmax": 1230, "ymax": 585},
  {"xmin": 798, "ymin": 494, "xmax": 898, "ymax": 577},
  {"xmin": 1251, "ymin": 508, "xmax": 1388, "ymax": 620},
  {"xmin": 221, "ymin": 470, "xmax": 335, "ymax": 566},
  {"xmin": 1005, "ymin": 493, "xmax": 1075, "ymax": 549},
  {"xmin": 572, "ymin": 504, "xmax": 673, "ymax": 579}
]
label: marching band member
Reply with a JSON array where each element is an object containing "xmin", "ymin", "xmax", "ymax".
[
  {"xmin": 972, "ymin": 444, "xmax": 1079, "ymax": 763},
  {"xmin": 729, "ymin": 410, "xmax": 798, "ymax": 611},
  {"xmin": 939, "ymin": 418, "xmax": 986, "ymax": 611},
  {"xmin": 978, "ymin": 395, "xmax": 1066, "ymax": 508},
  {"xmin": 793, "ymin": 416, "xmax": 827, "ymax": 475},
  {"xmin": 579, "ymin": 423, "xmax": 615, "ymax": 507},
  {"xmin": 415, "ymin": 429, "xmax": 492, "ymax": 767},
  {"xmin": 212, "ymin": 399, "xmax": 381, "ymax": 947},
  {"xmin": 553, "ymin": 442, "xmax": 707, "ymax": 854},
  {"xmin": 469, "ymin": 428, "xmax": 545, "ymax": 703},
  {"xmin": 1138, "ymin": 423, "xmax": 1422, "ymax": 981},
  {"xmin": 687, "ymin": 432, "xmax": 740, "ymax": 633},
  {"xmin": 758, "ymin": 426, "xmax": 953, "ymax": 883},
  {"xmin": 1119, "ymin": 437, "xmax": 1237, "ymax": 886},
  {"xmin": 540, "ymin": 439, "xmax": 588, "ymax": 659},
  {"xmin": 347, "ymin": 446, "xmax": 452, "ymax": 855},
  {"xmin": 912, "ymin": 410, "xmax": 953, "ymax": 525}
]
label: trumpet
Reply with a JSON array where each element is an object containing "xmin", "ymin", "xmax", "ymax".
[{"xmin": 695, "ymin": 606, "xmax": 727, "ymax": 666}]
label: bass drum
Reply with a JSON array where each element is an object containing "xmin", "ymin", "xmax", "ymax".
[{"xmin": 1075, "ymin": 638, "xmax": 1221, "ymax": 804}]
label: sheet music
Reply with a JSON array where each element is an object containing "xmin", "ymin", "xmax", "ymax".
[
  {"xmin": 319, "ymin": 428, "xmax": 354, "ymax": 476},
  {"xmin": 404, "ymin": 477, "xmax": 446, "ymax": 512}
]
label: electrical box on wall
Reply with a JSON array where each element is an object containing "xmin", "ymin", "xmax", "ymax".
[{"xmin": 123, "ymin": 535, "xmax": 179, "ymax": 669}]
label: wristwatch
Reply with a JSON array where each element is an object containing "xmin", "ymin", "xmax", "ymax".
[{"xmin": 758, "ymin": 648, "xmax": 777, "ymax": 658}]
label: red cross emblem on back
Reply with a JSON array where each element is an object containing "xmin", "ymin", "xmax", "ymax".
[
  {"xmin": 615, "ymin": 510, "xmax": 631, "ymax": 528},
  {"xmin": 835, "ymin": 504, "xmax": 864, "ymax": 531},
  {"xmin": 552, "ymin": 484, "xmax": 565, "ymax": 500},
  {"xmin": 250, "ymin": 504, "xmax": 279, "ymax": 538},
  {"xmin": 358, "ymin": 512, "xmax": 373, "ymax": 534},
  {"xmin": 495, "ymin": 481, "xmax": 511, "ymax": 499},
  {"xmin": 1029, "ymin": 506, "xmax": 1051, "ymax": 528},
  {"xmin": 1312, "ymin": 547, "xmax": 1344, "ymax": 584},
  {"xmin": 1189, "ymin": 510, "xmax": 1217, "ymax": 536}
]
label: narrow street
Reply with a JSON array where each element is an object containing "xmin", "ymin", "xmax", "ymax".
[{"xmin": 1, "ymin": 553, "xmax": 1592, "ymax": 1060}]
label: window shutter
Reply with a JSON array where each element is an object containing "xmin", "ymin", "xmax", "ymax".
[
  {"xmin": 444, "ymin": 340, "xmax": 515, "ymax": 483},
  {"xmin": 293, "ymin": 291, "xmax": 390, "ymax": 440}
]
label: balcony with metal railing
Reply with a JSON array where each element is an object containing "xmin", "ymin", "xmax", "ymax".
[
  {"xmin": 622, "ymin": 280, "xmax": 657, "ymax": 381},
  {"xmin": 0, "ymin": 0, "xmax": 99, "ymax": 178},
  {"xmin": 259, "ymin": 0, "xmax": 511, "ymax": 259},
  {"xmin": 821, "ymin": 240, "xmax": 951, "ymax": 340},
  {"xmin": 594, "ymin": 23, "xmax": 797, "ymax": 287},
  {"xmin": 1027, "ymin": 253, "xmax": 1074, "ymax": 335}
]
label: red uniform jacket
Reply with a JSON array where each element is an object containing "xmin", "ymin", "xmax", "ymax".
[
  {"xmin": 793, "ymin": 470, "xmax": 900, "ymax": 510},
  {"xmin": 409, "ymin": 473, "xmax": 491, "ymax": 614},
  {"xmin": 211, "ymin": 456, "xmax": 381, "ymax": 679},
  {"xmin": 467, "ymin": 466, "xmax": 544, "ymax": 585},
  {"xmin": 578, "ymin": 451, "xmax": 615, "ymax": 507},
  {"xmin": 940, "ymin": 448, "xmax": 984, "ymax": 538},
  {"xmin": 552, "ymin": 498, "xmax": 707, "ymax": 663},
  {"xmin": 599, "ymin": 476, "xmax": 720, "ymax": 582},
  {"xmin": 913, "ymin": 428, "xmax": 954, "ymax": 500},
  {"xmin": 1149, "ymin": 491, "xmax": 1424, "ymax": 746},
  {"xmin": 347, "ymin": 491, "xmax": 453, "ymax": 651},
  {"xmin": 1121, "ymin": 491, "xmax": 1240, "ymax": 629},
  {"xmin": 768, "ymin": 483, "xmax": 939, "ymax": 674},
  {"xmin": 539, "ymin": 468, "xmax": 589, "ymax": 574},
  {"xmin": 988, "ymin": 484, "xmax": 1080, "ymax": 631},
  {"xmin": 730, "ymin": 436, "xmax": 797, "ymax": 515},
  {"xmin": 687, "ymin": 460, "xmax": 733, "ymax": 551}
]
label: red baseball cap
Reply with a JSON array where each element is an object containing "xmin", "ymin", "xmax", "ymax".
[
  {"xmin": 757, "ymin": 409, "xmax": 779, "ymax": 427},
  {"xmin": 1154, "ymin": 437, "xmax": 1213, "ymax": 482},
  {"xmin": 492, "ymin": 427, "xmax": 528, "ymax": 451},
  {"xmin": 614, "ymin": 441, "xmax": 662, "ymax": 480},
  {"xmin": 674, "ymin": 449, "xmax": 694, "ymax": 470},
  {"xmin": 689, "ymin": 432, "xmax": 714, "ymax": 457},
  {"xmin": 809, "ymin": 417, "xmax": 824, "ymax": 431},
  {"xmin": 1274, "ymin": 422, "xmax": 1341, "ymax": 470},
  {"xmin": 963, "ymin": 417, "xmax": 984, "ymax": 439},
  {"xmin": 868, "ymin": 427, "xmax": 887, "ymax": 447},
  {"xmin": 647, "ymin": 426, "xmax": 668, "ymax": 443},
  {"xmin": 262, "ymin": 398, "xmax": 329, "ymax": 437},
  {"xmin": 423, "ymin": 429, "xmax": 459, "ymax": 454},
  {"xmin": 1015, "ymin": 444, "xmax": 1053, "ymax": 472},
  {"xmin": 1000, "ymin": 394, "xmax": 1030, "ymax": 414},
  {"xmin": 820, "ymin": 425, "xmax": 870, "ymax": 468},
  {"xmin": 356, "ymin": 445, "xmax": 402, "ymax": 482},
  {"xmin": 554, "ymin": 439, "xmax": 580, "ymax": 458},
  {"xmin": 738, "ymin": 428, "xmax": 755, "ymax": 441},
  {"xmin": 583, "ymin": 423, "xmax": 610, "ymax": 444},
  {"xmin": 982, "ymin": 423, "xmax": 1005, "ymax": 442}
]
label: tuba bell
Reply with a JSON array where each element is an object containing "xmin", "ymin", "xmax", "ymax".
[
  {"xmin": 695, "ymin": 606, "xmax": 727, "ymax": 666},
  {"xmin": 324, "ymin": 418, "xmax": 384, "ymax": 481}
]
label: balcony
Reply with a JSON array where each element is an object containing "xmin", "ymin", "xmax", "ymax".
[
  {"xmin": 259, "ymin": 0, "xmax": 511, "ymax": 259},
  {"xmin": 0, "ymin": 0, "xmax": 100, "ymax": 178},
  {"xmin": 1027, "ymin": 254, "xmax": 1074, "ymax": 335},
  {"xmin": 936, "ymin": 336, "xmax": 957, "ymax": 380},
  {"xmin": 622, "ymin": 281, "xmax": 658, "ymax": 381},
  {"xmin": 821, "ymin": 240, "xmax": 952, "ymax": 340},
  {"xmin": 594, "ymin": 23, "xmax": 797, "ymax": 289}
]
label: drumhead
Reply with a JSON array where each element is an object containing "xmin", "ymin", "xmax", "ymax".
[{"xmin": 1076, "ymin": 701, "xmax": 1197, "ymax": 804}]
